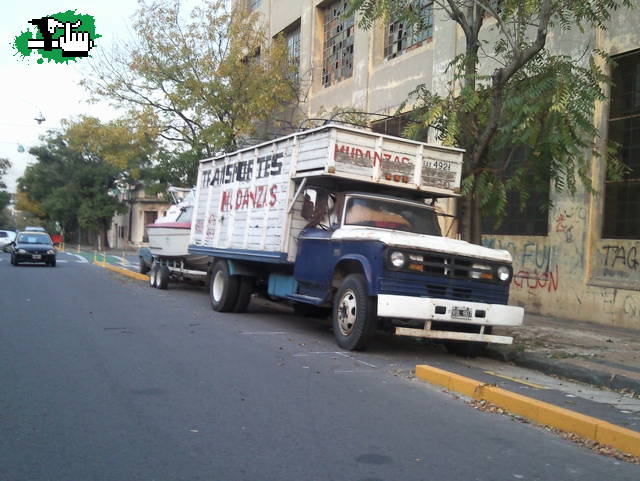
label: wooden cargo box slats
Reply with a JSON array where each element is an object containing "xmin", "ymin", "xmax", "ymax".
[{"xmin": 191, "ymin": 125, "xmax": 464, "ymax": 262}]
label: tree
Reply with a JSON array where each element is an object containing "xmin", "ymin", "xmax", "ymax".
[
  {"xmin": 0, "ymin": 157, "xmax": 12, "ymax": 227},
  {"xmin": 83, "ymin": 0, "xmax": 299, "ymax": 185},
  {"xmin": 17, "ymin": 117, "xmax": 156, "ymax": 247},
  {"xmin": 349, "ymin": 0, "xmax": 632, "ymax": 243}
]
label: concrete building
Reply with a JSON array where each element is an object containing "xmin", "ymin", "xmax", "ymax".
[
  {"xmin": 247, "ymin": 0, "xmax": 639, "ymax": 330},
  {"xmin": 108, "ymin": 185, "xmax": 169, "ymax": 250}
]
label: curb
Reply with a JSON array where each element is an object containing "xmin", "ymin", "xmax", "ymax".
[
  {"xmin": 416, "ymin": 364, "xmax": 640, "ymax": 458},
  {"xmin": 484, "ymin": 346, "xmax": 640, "ymax": 395},
  {"xmin": 95, "ymin": 261, "xmax": 150, "ymax": 282}
]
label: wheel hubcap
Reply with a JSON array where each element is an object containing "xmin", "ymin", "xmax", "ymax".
[
  {"xmin": 337, "ymin": 289, "xmax": 357, "ymax": 336},
  {"xmin": 212, "ymin": 271, "xmax": 225, "ymax": 302}
]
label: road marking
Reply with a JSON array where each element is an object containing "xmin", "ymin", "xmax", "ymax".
[
  {"xmin": 293, "ymin": 351, "xmax": 377, "ymax": 369},
  {"xmin": 240, "ymin": 331, "xmax": 287, "ymax": 335},
  {"xmin": 69, "ymin": 253, "xmax": 89, "ymax": 263},
  {"xmin": 483, "ymin": 370, "xmax": 549, "ymax": 389}
]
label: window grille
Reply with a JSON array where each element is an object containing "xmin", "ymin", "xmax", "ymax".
[
  {"xmin": 322, "ymin": 0, "xmax": 354, "ymax": 87},
  {"xmin": 286, "ymin": 25, "xmax": 301, "ymax": 84},
  {"xmin": 603, "ymin": 49, "xmax": 640, "ymax": 239},
  {"xmin": 384, "ymin": 0, "xmax": 433, "ymax": 60}
]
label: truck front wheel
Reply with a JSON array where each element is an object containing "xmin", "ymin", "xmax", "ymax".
[
  {"xmin": 332, "ymin": 274, "xmax": 377, "ymax": 351},
  {"xmin": 209, "ymin": 260, "xmax": 239, "ymax": 312}
]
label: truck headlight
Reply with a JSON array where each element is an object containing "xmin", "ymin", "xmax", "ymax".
[
  {"xmin": 497, "ymin": 265, "xmax": 511, "ymax": 282},
  {"xmin": 470, "ymin": 263, "xmax": 492, "ymax": 280},
  {"xmin": 390, "ymin": 251, "xmax": 406, "ymax": 268}
]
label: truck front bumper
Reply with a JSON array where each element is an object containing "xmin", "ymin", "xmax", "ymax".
[{"xmin": 377, "ymin": 294, "xmax": 524, "ymax": 344}]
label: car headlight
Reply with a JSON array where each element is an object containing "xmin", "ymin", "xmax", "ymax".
[
  {"xmin": 17, "ymin": 248, "xmax": 27, "ymax": 254},
  {"xmin": 496, "ymin": 265, "xmax": 511, "ymax": 282},
  {"xmin": 47, "ymin": 250, "xmax": 55, "ymax": 254},
  {"xmin": 390, "ymin": 251, "xmax": 406, "ymax": 268}
]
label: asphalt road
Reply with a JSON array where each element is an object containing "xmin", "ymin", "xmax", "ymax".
[{"xmin": 1, "ymin": 251, "xmax": 638, "ymax": 481}]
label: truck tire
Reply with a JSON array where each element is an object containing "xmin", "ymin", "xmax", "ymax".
[
  {"xmin": 332, "ymin": 274, "xmax": 377, "ymax": 351},
  {"xmin": 139, "ymin": 257, "xmax": 150, "ymax": 274},
  {"xmin": 233, "ymin": 276, "xmax": 254, "ymax": 313},
  {"xmin": 157, "ymin": 265, "xmax": 170, "ymax": 290},
  {"xmin": 209, "ymin": 260, "xmax": 239, "ymax": 312},
  {"xmin": 149, "ymin": 263, "xmax": 160, "ymax": 288}
]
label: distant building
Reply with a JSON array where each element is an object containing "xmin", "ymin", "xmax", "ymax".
[
  {"xmin": 108, "ymin": 185, "xmax": 169, "ymax": 249},
  {"xmin": 248, "ymin": 0, "xmax": 639, "ymax": 329}
]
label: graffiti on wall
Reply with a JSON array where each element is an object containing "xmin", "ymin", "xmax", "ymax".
[
  {"xmin": 592, "ymin": 241, "xmax": 640, "ymax": 286},
  {"xmin": 483, "ymin": 238, "xmax": 560, "ymax": 293}
]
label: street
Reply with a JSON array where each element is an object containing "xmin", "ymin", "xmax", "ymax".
[{"xmin": 1, "ymin": 251, "xmax": 638, "ymax": 481}]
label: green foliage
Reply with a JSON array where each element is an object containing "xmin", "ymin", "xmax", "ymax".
[
  {"xmin": 0, "ymin": 157, "xmax": 12, "ymax": 227},
  {"xmin": 16, "ymin": 119, "xmax": 145, "ymax": 240},
  {"xmin": 84, "ymin": 0, "xmax": 299, "ymax": 186},
  {"xmin": 350, "ymin": 0, "xmax": 633, "ymax": 241}
]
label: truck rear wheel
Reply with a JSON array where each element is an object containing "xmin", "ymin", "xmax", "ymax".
[
  {"xmin": 332, "ymin": 274, "xmax": 377, "ymax": 351},
  {"xmin": 233, "ymin": 276, "xmax": 253, "ymax": 313},
  {"xmin": 209, "ymin": 260, "xmax": 239, "ymax": 312}
]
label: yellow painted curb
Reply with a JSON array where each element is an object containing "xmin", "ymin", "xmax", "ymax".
[
  {"xmin": 96, "ymin": 261, "xmax": 149, "ymax": 282},
  {"xmin": 416, "ymin": 364, "xmax": 640, "ymax": 457}
]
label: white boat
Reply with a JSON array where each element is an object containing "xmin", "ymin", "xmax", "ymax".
[{"xmin": 146, "ymin": 188, "xmax": 208, "ymax": 270}]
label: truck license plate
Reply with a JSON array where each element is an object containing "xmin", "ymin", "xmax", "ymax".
[
  {"xmin": 451, "ymin": 307, "xmax": 472, "ymax": 319},
  {"xmin": 32, "ymin": 254, "xmax": 41, "ymax": 260}
]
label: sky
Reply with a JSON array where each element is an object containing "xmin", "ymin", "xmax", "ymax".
[{"xmin": 0, "ymin": 1, "xmax": 144, "ymax": 194}]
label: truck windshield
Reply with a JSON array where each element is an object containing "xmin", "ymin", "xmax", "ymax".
[{"xmin": 344, "ymin": 197, "xmax": 441, "ymax": 236}]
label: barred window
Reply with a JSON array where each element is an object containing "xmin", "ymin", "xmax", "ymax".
[
  {"xmin": 482, "ymin": 147, "xmax": 550, "ymax": 236},
  {"xmin": 603, "ymin": 49, "xmax": 640, "ymax": 239},
  {"xmin": 286, "ymin": 24, "xmax": 301, "ymax": 84},
  {"xmin": 322, "ymin": 0, "xmax": 354, "ymax": 87},
  {"xmin": 384, "ymin": 0, "xmax": 433, "ymax": 60}
]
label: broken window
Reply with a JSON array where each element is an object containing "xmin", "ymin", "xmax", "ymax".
[
  {"xmin": 285, "ymin": 23, "xmax": 301, "ymax": 84},
  {"xmin": 322, "ymin": 0, "xmax": 354, "ymax": 87},
  {"xmin": 384, "ymin": 0, "xmax": 433, "ymax": 60},
  {"xmin": 603, "ymin": 49, "xmax": 640, "ymax": 239}
]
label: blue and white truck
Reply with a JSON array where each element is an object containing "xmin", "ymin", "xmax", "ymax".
[{"xmin": 189, "ymin": 125, "xmax": 523, "ymax": 351}]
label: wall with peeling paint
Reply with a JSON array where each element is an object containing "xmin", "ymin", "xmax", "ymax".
[{"xmin": 256, "ymin": 1, "xmax": 640, "ymax": 330}]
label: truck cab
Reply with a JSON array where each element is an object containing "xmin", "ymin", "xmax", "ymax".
[{"xmin": 292, "ymin": 189, "xmax": 522, "ymax": 350}]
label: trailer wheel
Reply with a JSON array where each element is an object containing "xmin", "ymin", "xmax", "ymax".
[
  {"xmin": 233, "ymin": 276, "xmax": 254, "ymax": 313},
  {"xmin": 332, "ymin": 274, "xmax": 377, "ymax": 351},
  {"xmin": 157, "ymin": 265, "xmax": 170, "ymax": 290},
  {"xmin": 209, "ymin": 260, "xmax": 239, "ymax": 312},
  {"xmin": 149, "ymin": 263, "xmax": 160, "ymax": 288},
  {"xmin": 139, "ymin": 257, "xmax": 150, "ymax": 274}
]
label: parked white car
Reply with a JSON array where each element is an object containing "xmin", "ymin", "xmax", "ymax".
[{"xmin": 0, "ymin": 230, "xmax": 17, "ymax": 251}]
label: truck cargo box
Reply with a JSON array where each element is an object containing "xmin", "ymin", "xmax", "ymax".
[{"xmin": 190, "ymin": 125, "xmax": 464, "ymax": 262}]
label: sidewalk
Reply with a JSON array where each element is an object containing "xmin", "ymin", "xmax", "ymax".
[{"xmin": 488, "ymin": 313, "xmax": 640, "ymax": 395}]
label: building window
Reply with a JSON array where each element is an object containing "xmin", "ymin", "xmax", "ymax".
[
  {"xmin": 286, "ymin": 23, "xmax": 301, "ymax": 84},
  {"xmin": 384, "ymin": 0, "xmax": 433, "ymax": 60},
  {"xmin": 482, "ymin": 147, "xmax": 550, "ymax": 236},
  {"xmin": 603, "ymin": 49, "xmax": 640, "ymax": 239},
  {"xmin": 371, "ymin": 113, "xmax": 413, "ymax": 138},
  {"xmin": 248, "ymin": 0, "xmax": 261, "ymax": 11},
  {"xmin": 322, "ymin": 0, "xmax": 354, "ymax": 87}
]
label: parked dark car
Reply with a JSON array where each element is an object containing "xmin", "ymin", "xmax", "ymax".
[{"xmin": 10, "ymin": 232, "xmax": 57, "ymax": 267}]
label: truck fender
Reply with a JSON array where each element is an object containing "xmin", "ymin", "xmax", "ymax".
[{"xmin": 333, "ymin": 254, "xmax": 376, "ymax": 296}]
